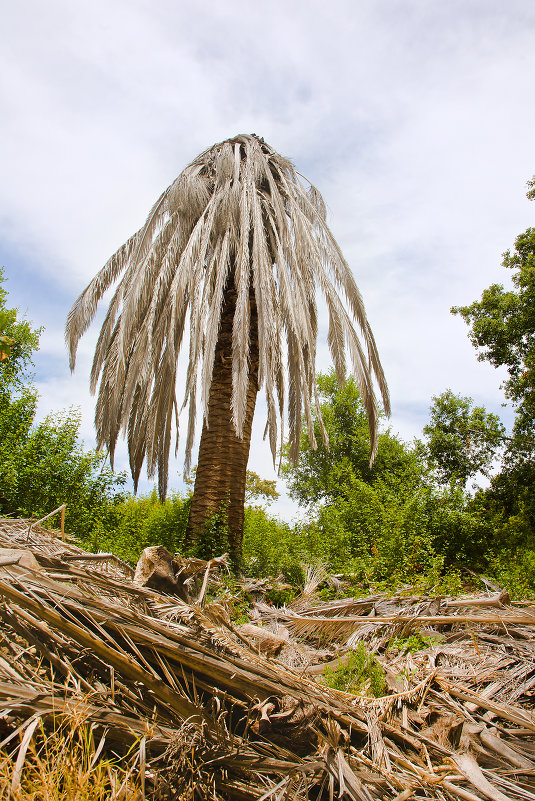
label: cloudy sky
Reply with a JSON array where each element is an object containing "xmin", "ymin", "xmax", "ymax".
[{"xmin": 2, "ymin": 0, "xmax": 535, "ymax": 518}]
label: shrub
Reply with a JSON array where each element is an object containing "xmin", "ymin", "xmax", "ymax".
[
  {"xmin": 242, "ymin": 507, "xmax": 302, "ymax": 579},
  {"xmin": 323, "ymin": 644, "xmax": 387, "ymax": 697},
  {"xmin": 487, "ymin": 548, "xmax": 535, "ymax": 599},
  {"xmin": 83, "ymin": 492, "xmax": 191, "ymax": 565}
]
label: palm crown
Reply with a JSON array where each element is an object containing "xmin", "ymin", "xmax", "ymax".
[{"xmin": 66, "ymin": 134, "xmax": 389, "ymax": 531}]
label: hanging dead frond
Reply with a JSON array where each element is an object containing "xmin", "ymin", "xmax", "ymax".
[{"xmin": 66, "ymin": 134, "xmax": 389, "ymax": 498}]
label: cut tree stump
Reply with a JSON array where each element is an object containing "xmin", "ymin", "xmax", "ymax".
[{"xmin": 134, "ymin": 546, "xmax": 189, "ymax": 599}]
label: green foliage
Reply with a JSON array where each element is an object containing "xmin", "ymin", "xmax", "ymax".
[
  {"xmin": 452, "ymin": 215, "xmax": 535, "ymax": 467},
  {"xmin": 0, "ymin": 387, "xmax": 37, "ymax": 508},
  {"xmin": 323, "ymin": 644, "xmax": 387, "ymax": 697},
  {"xmin": 143, "ymin": 493, "xmax": 191, "ymax": 553},
  {"xmin": 5, "ymin": 408, "xmax": 125, "ymax": 534},
  {"xmin": 317, "ymin": 586, "xmax": 338, "ymax": 602},
  {"xmin": 282, "ymin": 372, "xmax": 421, "ymax": 509},
  {"xmin": 422, "ymin": 390, "xmax": 505, "ymax": 486},
  {"xmin": 388, "ymin": 632, "xmax": 442, "ymax": 653},
  {"xmin": 245, "ymin": 470, "xmax": 279, "ymax": 506},
  {"xmin": 452, "ymin": 224, "xmax": 535, "ymax": 420},
  {"xmin": 84, "ymin": 491, "xmax": 191, "ymax": 564},
  {"xmin": 487, "ymin": 548, "xmax": 535, "ymax": 600},
  {"xmin": 264, "ymin": 586, "xmax": 298, "ymax": 606},
  {"xmin": 0, "ymin": 271, "xmax": 44, "ymax": 510},
  {"xmin": 309, "ymin": 480, "xmax": 488, "ymax": 582},
  {"xmin": 99, "ymin": 493, "xmax": 160, "ymax": 558},
  {"xmin": 0, "ymin": 402, "xmax": 128, "ymax": 540},
  {"xmin": 191, "ymin": 501, "xmax": 231, "ymax": 562},
  {"xmin": 276, "ymin": 365, "xmax": 535, "ymax": 595},
  {"xmin": 0, "ymin": 267, "xmax": 41, "ymax": 389},
  {"xmin": 280, "ymin": 372, "xmax": 495, "ymax": 582},
  {"xmin": 0, "ymin": 269, "xmax": 199, "ymax": 563},
  {"xmin": 242, "ymin": 506, "xmax": 302, "ymax": 579},
  {"xmin": 451, "ymin": 184, "xmax": 535, "ymax": 563},
  {"xmin": 0, "ymin": 272, "xmax": 126, "ymax": 541}
]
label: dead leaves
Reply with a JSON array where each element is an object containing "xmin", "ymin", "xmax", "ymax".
[{"xmin": 1, "ymin": 518, "xmax": 535, "ymax": 799}]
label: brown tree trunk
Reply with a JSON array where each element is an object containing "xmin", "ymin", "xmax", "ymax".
[{"xmin": 185, "ymin": 273, "xmax": 258, "ymax": 562}]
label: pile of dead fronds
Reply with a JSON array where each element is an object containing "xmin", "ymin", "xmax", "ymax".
[{"xmin": 1, "ymin": 518, "xmax": 535, "ymax": 800}]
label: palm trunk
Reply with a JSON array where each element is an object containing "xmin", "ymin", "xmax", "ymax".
[{"xmin": 185, "ymin": 273, "xmax": 259, "ymax": 562}]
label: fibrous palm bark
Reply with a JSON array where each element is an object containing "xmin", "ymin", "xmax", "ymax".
[
  {"xmin": 185, "ymin": 271, "xmax": 259, "ymax": 557},
  {"xmin": 66, "ymin": 134, "xmax": 389, "ymax": 559}
]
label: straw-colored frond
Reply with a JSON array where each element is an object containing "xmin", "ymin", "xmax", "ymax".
[{"xmin": 66, "ymin": 134, "xmax": 389, "ymax": 497}]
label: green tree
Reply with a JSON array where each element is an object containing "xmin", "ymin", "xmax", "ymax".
[
  {"xmin": 66, "ymin": 134, "xmax": 389, "ymax": 561},
  {"xmin": 282, "ymin": 371, "xmax": 418, "ymax": 508},
  {"xmin": 422, "ymin": 390, "xmax": 505, "ymax": 486},
  {"xmin": 0, "ymin": 267, "xmax": 41, "ymax": 390},
  {"xmin": 452, "ymin": 181, "xmax": 535, "ymax": 457},
  {"xmin": 0, "ymin": 270, "xmax": 125, "ymax": 535},
  {"xmin": 282, "ymin": 372, "xmax": 494, "ymax": 578},
  {"xmin": 0, "ymin": 269, "xmax": 42, "ymax": 510},
  {"xmin": 0, "ymin": 388, "xmax": 37, "ymax": 510},
  {"xmin": 7, "ymin": 408, "xmax": 125, "ymax": 534},
  {"xmin": 452, "ymin": 179, "xmax": 535, "ymax": 535},
  {"xmin": 244, "ymin": 471, "xmax": 279, "ymax": 506}
]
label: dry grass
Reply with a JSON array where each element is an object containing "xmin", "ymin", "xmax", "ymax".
[{"xmin": 0, "ymin": 704, "xmax": 142, "ymax": 800}]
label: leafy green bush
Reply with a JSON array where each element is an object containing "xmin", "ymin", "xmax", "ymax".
[
  {"xmin": 306, "ymin": 480, "xmax": 477, "ymax": 586},
  {"xmin": 388, "ymin": 632, "xmax": 442, "ymax": 653},
  {"xmin": 242, "ymin": 506, "xmax": 302, "ymax": 579},
  {"xmin": 279, "ymin": 370, "xmax": 497, "ymax": 587},
  {"xmin": 323, "ymin": 644, "xmax": 387, "ymax": 697},
  {"xmin": 487, "ymin": 548, "xmax": 535, "ymax": 599},
  {"xmin": 0, "ymin": 400, "xmax": 127, "ymax": 539},
  {"xmin": 264, "ymin": 586, "xmax": 298, "ymax": 606},
  {"xmin": 85, "ymin": 491, "xmax": 191, "ymax": 564},
  {"xmin": 0, "ymin": 273, "xmax": 127, "ymax": 539}
]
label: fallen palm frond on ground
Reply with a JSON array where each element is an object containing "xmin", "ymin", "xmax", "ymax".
[{"xmin": 1, "ymin": 519, "xmax": 535, "ymax": 799}]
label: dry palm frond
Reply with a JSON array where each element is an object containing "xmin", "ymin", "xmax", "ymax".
[
  {"xmin": 290, "ymin": 562, "xmax": 330, "ymax": 611},
  {"xmin": 3, "ymin": 522, "xmax": 535, "ymax": 798},
  {"xmin": 66, "ymin": 134, "xmax": 389, "ymax": 498}
]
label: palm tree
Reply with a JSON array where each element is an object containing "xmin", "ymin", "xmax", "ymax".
[{"xmin": 66, "ymin": 134, "xmax": 389, "ymax": 560}]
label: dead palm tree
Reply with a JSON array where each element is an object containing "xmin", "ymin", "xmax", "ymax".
[{"xmin": 66, "ymin": 134, "xmax": 389, "ymax": 559}]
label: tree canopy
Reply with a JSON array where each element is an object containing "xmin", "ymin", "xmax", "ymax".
[
  {"xmin": 281, "ymin": 372, "xmax": 494, "ymax": 580},
  {"xmin": 0, "ymin": 267, "xmax": 41, "ymax": 390},
  {"xmin": 0, "ymin": 271, "xmax": 125, "ymax": 532},
  {"xmin": 282, "ymin": 371, "xmax": 418, "ymax": 508},
  {"xmin": 422, "ymin": 390, "xmax": 505, "ymax": 486},
  {"xmin": 450, "ymin": 178, "xmax": 535, "ymax": 562},
  {"xmin": 452, "ymin": 180, "xmax": 535, "ymax": 459}
]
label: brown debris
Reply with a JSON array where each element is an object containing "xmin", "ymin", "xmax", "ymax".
[
  {"xmin": 134, "ymin": 545, "xmax": 190, "ymax": 597},
  {"xmin": 1, "ymin": 518, "xmax": 535, "ymax": 799},
  {"xmin": 0, "ymin": 549, "xmax": 40, "ymax": 571}
]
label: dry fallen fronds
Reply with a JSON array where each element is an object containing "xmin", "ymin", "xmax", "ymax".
[{"xmin": 1, "ymin": 518, "xmax": 535, "ymax": 799}]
